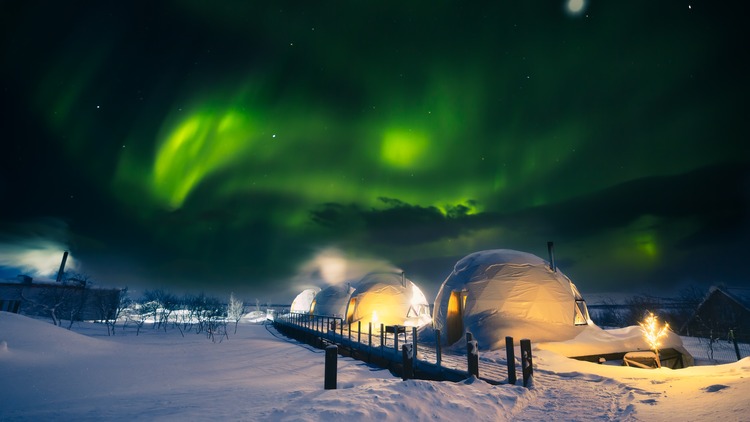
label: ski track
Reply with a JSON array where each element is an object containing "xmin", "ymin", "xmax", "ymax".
[{"xmin": 508, "ymin": 368, "xmax": 640, "ymax": 421}]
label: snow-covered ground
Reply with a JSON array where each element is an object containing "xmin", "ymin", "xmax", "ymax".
[{"xmin": 1, "ymin": 312, "xmax": 749, "ymax": 421}]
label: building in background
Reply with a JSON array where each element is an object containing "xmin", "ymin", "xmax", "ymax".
[{"xmin": 0, "ymin": 275, "xmax": 123, "ymax": 323}]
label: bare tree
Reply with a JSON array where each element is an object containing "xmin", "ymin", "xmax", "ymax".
[
  {"xmin": 188, "ymin": 293, "xmax": 227, "ymax": 342},
  {"xmin": 227, "ymin": 293, "xmax": 245, "ymax": 334},
  {"xmin": 127, "ymin": 299, "xmax": 155, "ymax": 336},
  {"xmin": 188, "ymin": 293, "xmax": 210, "ymax": 334},
  {"xmin": 20, "ymin": 283, "xmax": 86, "ymax": 327},
  {"xmin": 143, "ymin": 289, "xmax": 179, "ymax": 331},
  {"xmin": 60, "ymin": 272, "xmax": 91, "ymax": 328},
  {"xmin": 94, "ymin": 287, "xmax": 128, "ymax": 336},
  {"xmin": 622, "ymin": 295, "xmax": 663, "ymax": 326},
  {"xmin": 63, "ymin": 271, "xmax": 92, "ymax": 288},
  {"xmin": 119, "ymin": 289, "xmax": 234, "ymax": 343},
  {"xmin": 592, "ymin": 297, "xmax": 626, "ymax": 328}
]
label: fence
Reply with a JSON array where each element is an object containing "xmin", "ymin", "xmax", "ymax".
[
  {"xmin": 682, "ymin": 329, "xmax": 750, "ymax": 363},
  {"xmin": 274, "ymin": 312, "xmax": 532, "ymax": 387},
  {"xmin": 276, "ymin": 312, "xmax": 421, "ymax": 361}
]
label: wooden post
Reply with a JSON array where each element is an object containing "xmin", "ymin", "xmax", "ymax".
[
  {"xmin": 506, "ymin": 336, "xmax": 517, "ymax": 385},
  {"xmin": 380, "ymin": 324, "xmax": 385, "ymax": 355},
  {"xmin": 368, "ymin": 322, "xmax": 372, "ymax": 363},
  {"xmin": 467, "ymin": 332, "xmax": 479, "ymax": 377},
  {"xmin": 324, "ymin": 345, "xmax": 337, "ymax": 390},
  {"xmin": 358, "ymin": 321, "xmax": 362, "ymax": 345},
  {"xmin": 394, "ymin": 326, "xmax": 400, "ymax": 353},
  {"xmin": 521, "ymin": 338, "xmax": 533, "ymax": 388},
  {"xmin": 412, "ymin": 326, "xmax": 418, "ymax": 363},
  {"xmin": 729, "ymin": 330, "xmax": 742, "ymax": 361},
  {"xmin": 436, "ymin": 329, "xmax": 442, "ymax": 367},
  {"xmin": 402, "ymin": 343, "xmax": 414, "ymax": 380},
  {"xmin": 306, "ymin": 316, "xmax": 311, "ymax": 344}
]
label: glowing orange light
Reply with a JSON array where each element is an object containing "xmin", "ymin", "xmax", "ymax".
[{"xmin": 639, "ymin": 312, "xmax": 670, "ymax": 367}]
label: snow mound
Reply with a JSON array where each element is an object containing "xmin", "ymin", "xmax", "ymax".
[
  {"xmin": 0, "ymin": 311, "xmax": 114, "ymax": 358},
  {"xmin": 538, "ymin": 324, "xmax": 694, "ymax": 367}
]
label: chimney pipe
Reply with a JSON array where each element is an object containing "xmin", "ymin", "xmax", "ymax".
[
  {"xmin": 547, "ymin": 241, "xmax": 556, "ymax": 272},
  {"xmin": 401, "ymin": 271, "xmax": 406, "ymax": 287},
  {"xmin": 56, "ymin": 251, "xmax": 69, "ymax": 282}
]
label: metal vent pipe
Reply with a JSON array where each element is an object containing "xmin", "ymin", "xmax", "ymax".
[
  {"xmin": 56, "ymin": 251, "xmax": 69, "ymax": 282},
  {"xmin": 547, "ymin": 241, "xmax": 556, "ymax": 272}
]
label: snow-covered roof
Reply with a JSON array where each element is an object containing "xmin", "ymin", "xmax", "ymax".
[
  {"xmin": 539, "ymin": 324, "xmax": 694, "ymax": 367},
  {"xmin": 701, "ymin": 286, "xmax": 750, "ymax": 312}
]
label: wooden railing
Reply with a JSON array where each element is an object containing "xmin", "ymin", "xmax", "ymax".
[{"xmin": 273, "ymin": 312, "xmax": 533, "ymax": 388}]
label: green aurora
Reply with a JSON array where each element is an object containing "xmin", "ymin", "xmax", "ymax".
[{"xmin": 1, "ymin": 1, "xmax": 748, "ymax": 299}]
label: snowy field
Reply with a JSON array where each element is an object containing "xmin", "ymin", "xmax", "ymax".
[{"xmin": 1, "ymin": 312, "xmax": 749, "ymax": 421}]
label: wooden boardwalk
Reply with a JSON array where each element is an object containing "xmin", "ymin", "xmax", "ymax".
[{"xmin": 273, "ymin": 314, "xmax": 517, "ymax": 385}]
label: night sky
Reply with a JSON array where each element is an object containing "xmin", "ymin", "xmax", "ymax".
[{"xmin": 1, "ymin": 1, "xmax": 748, "ymax": 301}]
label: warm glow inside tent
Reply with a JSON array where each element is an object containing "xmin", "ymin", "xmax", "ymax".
[
  {"xmin": 311, "ymin": 284, "xmax": 354, "ymax": 318},
  {"xmin": 345, "ymin": 272, "xmax": 432, "ymax": 328},
  {"xmin": 433, "ymin": 249, "xmax": 591, "ymax": 349},
  {"xmin": 290, "ymin": 288, "xmax": 319, "ymax": 314}
]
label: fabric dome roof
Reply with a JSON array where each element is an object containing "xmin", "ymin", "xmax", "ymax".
[
  {"xmin": 290, "ymin": 288, "xmax": 320, "ymax": 313},
  {"xmin": 347, "ymin": 272, "xmax": 431, "ymax": 328},
  {"xmin": 433, "ymin": 249, "xmax": 590, "ymax": 349},
  {"xmin": 312, "ymin": 283, "xmax": 354, "ymax": 318}
]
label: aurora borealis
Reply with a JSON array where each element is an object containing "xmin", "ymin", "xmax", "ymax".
[{"xmin": 1, "ymin": 1, "xmax": 748, "ymax": 300}]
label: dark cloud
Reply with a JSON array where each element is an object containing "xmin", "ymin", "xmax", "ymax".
[
  {"xmin": 311, "ymin": 197, "xmax": 477, "ymax": 245},
  {"xmin": 505, "ymin": 162, "xmax": 750, "ymax": 238}
]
